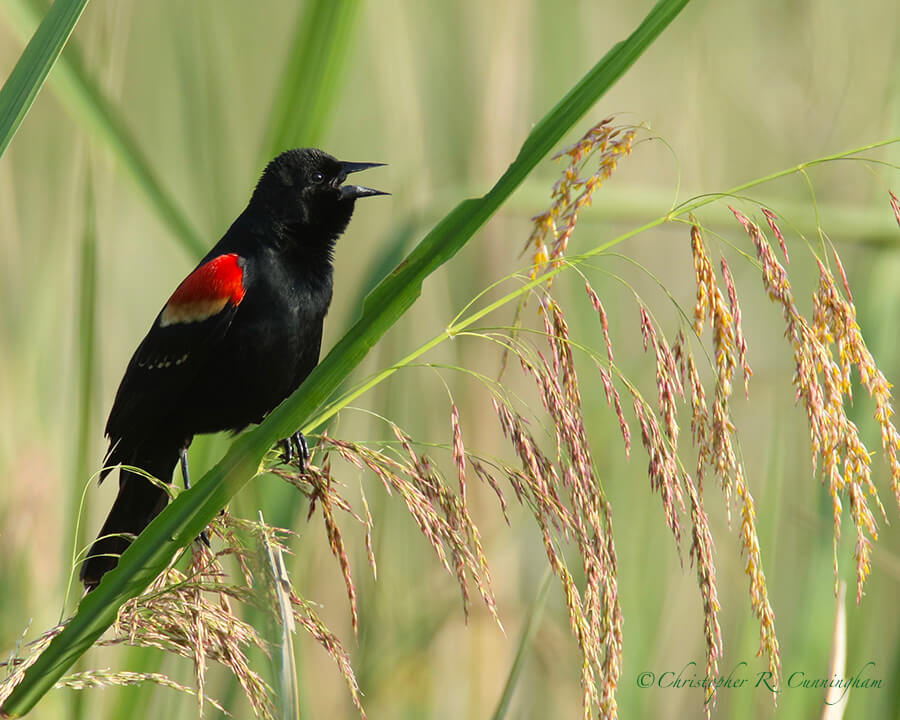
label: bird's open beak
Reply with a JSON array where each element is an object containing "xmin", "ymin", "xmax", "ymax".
[{"xmin": 339, "ymin": 161, "xmax": 389, "ymax": 200}]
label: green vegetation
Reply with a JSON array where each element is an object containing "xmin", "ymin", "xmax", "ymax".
[{"xmin": 0, "ymin": 1, "xmax": 898, "ymax": 718}]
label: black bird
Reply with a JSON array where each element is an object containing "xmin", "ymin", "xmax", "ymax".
[{"xmin": 80, "ymin": 148, "xmax": 386, "ymax": 589}]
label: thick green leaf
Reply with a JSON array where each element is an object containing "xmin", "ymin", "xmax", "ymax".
[
  {"xmin": 68, "ymin": 177, "xmax": 98, "ymax": 560},
  {"xmin": 260, "ymin": 0, "xmax": 362, "ymax": 160},
  {"xmin": 0, "ymin": 0, "xmax": 88, "ymax": 158},
  {"xmin": 0, "ymin": 0, "xmax": 689, "ymax": 714}
]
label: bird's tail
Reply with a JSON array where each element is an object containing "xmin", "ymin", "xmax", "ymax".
[{"xmin": 80, "ymin": 443, "xmax": 180, "ymax": 590}]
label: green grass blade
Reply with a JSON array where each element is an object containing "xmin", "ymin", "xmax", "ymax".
[
  {"xmin": 64, "ymin": 172, "xmax": 96, "ymax": 720},
  {"xmin": 0, "ymin": 1, "xmax": 689, "ymax": 714},
  {"xmin": 490, "ymin": 568, "xmax": 553, "ymax": 720},
  {"xmin": 260, "ymin": 512, "xmax": 301, "ymax": 720},
  {"xmin": 0, "ymin": 0, "xmax": 89, "ymax": 158},
  {"xmin": 1, "ymin": 0, "xmax": 207, "ymax": 256},
  {"xmin": 68, "ymin": 175, "xmax": 98, "ymax": 566},
  {"xmin": 260, "ymin": 0, "xmax": 362, "ymax": 160}
]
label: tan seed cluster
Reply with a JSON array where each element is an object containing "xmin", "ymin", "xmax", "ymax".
[
  {"xmin": 691, "ymin": 220, "xmax": 779, "ymax": 690},
  {"xmin": 110, "ymin": 539, "xmax": 274, "ymax": 720},
  {"xmin": 596, "ymin": 361, "xmax": 631, "ymax": 457},
  {"xmin": 0, "ymin": 624, "xmax": 64, "ymax": 707},
  {"xmin": 630, "ymin": 310, "xmax": 725, "ymax": 706},
  {"xmin": 732, "ymin": 206, "xmax": 900, "ymax": 604},
  {"xmin": 55, "ymin": 671, "xmax": 227, "ymax": 714},
  {"xmin": 294, "ymin": 431, "xmax": 499, "ymax": 627},
  {"xmin": 0, "ymin": 511, "xmax": 370, "ymax": 719},
  {"xmin": 493, "ymin": 302, "xmax": 622, "ymax": 719},
  {"xmin": 527, "ymin": 118, "xmax": 636, "ymax": 285}
]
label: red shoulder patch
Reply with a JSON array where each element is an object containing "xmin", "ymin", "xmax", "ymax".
[{"xmin": 160, "ymin": 253, "xmax": 246, "ymax": 327}]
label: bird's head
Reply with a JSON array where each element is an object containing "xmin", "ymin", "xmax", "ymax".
[{"xmin": 251, "ymin": 148, "xmax": 387, "ymax": 237}]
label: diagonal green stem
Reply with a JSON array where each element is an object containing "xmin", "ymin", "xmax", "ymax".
[
  {"xmin": 671, "ymin": 136, "xmax": 900, "ymax": 217},
  {"xmin": 306, "ymin": 136, "xmax": 900, "ymax": 430},
  {"xmin": 490, "ymin": 568, "xmax": 553, "ymax": 720}
]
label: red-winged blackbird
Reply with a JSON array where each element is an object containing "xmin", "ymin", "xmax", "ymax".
[{"xmin": 80, "ymin": 148, "xmax": 386, "ymax": 589}]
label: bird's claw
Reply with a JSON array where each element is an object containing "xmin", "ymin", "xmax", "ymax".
[
  {"xmin": 197, "ymin": 528, "xmax": 211, "ymax": 548},
  {"xmin": 281, "ymin": 430, "xmax": 310, "ymax": 472}
]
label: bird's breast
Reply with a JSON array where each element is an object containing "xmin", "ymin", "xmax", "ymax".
[{"xmin": 204, "ymin": 268, "xmax": 330, "ymax": 429}]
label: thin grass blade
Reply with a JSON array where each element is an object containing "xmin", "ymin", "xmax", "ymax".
[
  {"xmin": 490, "ymin": 568, "xmax": 552, "ymax": 720},
  {"xmin": 68, "ymin": 175, "xmax": 98, "ymax": 566},
  {"xmin": 0, "ymin": 0, "xmax": 89, "ymax": 158},
  {"xmin": 1, "ymin": 0, "xmax": 207, "ymax": 256},
  {"xmin": 260, "ymin": 0, "xmax": 362, "ymax": 160},
  {"xmin": 0, "ymin": 1, "xmax": 690, "ymax": 714},
  {"xmin": 62, "ymin": 173, "xmax": 98, "ymax": 720},
  {"xmin": 260, "ymin": 512, "xmax": 300, "ymax": 720},
  {"xmin": 821, "ymin": 582, "xmax": 848, "ymax": 719}
]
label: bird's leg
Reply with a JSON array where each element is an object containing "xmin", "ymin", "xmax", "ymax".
[
  {"xmin": 294, "ymin": 431, "xmax": 309, "ymax": 472},
  {"xmin": 281, "ymin": 437, "xmax": 293, "ymax": 464},
  {"xmin": 281, "ymin": 431, "xmax": 310, "ymax": 473},
  {"xmin": 181, "ymin": 445, "xmax": 210, "ymax": 548},
  {"xmin": 179, "ymin": 446, "xmax": 192, "ymax": 490}
]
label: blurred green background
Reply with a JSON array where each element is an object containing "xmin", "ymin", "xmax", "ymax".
[{"xmin": 1, "ymin": 0, "xmax": 899, "ymax": 718}]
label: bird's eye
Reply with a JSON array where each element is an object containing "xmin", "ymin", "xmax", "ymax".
[{"xmin": 311, "ymin": 171, "xmax": 325, "ymax": 184}]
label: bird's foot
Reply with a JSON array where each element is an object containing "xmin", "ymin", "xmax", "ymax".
[{"xmin": 281, "ymin": 430, "xmax": 310, "ymax": 472}]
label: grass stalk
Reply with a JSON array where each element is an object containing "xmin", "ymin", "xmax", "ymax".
[
  {"xmin": 0, "ymin": 0, "xmax": 88, "ymax": 158},
  {"xmin": 63, "ymin": 171, "xmax": 98, "ymax": 720},
  {"xmin": 305, "ymin": 136, "xmax": 899, "ymax": 435},
  {"xmin": 490, "ymin": 568, "xmax": 552, "ymax": 720},
  {"xmin": 260, "ymin": 0, "xmax": 363, "ymax": 160},
  {"xmin": 0, "ymin": 0, "xmax": 206, "ymax": 256}
]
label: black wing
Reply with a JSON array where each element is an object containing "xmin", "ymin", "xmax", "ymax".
[{"xmin": 104, "ymin": 253, "xmax": 248, "ymax": 454}]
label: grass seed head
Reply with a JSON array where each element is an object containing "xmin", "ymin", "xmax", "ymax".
[
  {"xmin": 527, "ymin": 118, "xmax": 637, "ymax": 286},
  {"xmin": 731, "ymin": 206, "xmax": 900, "ymax": 605}
]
